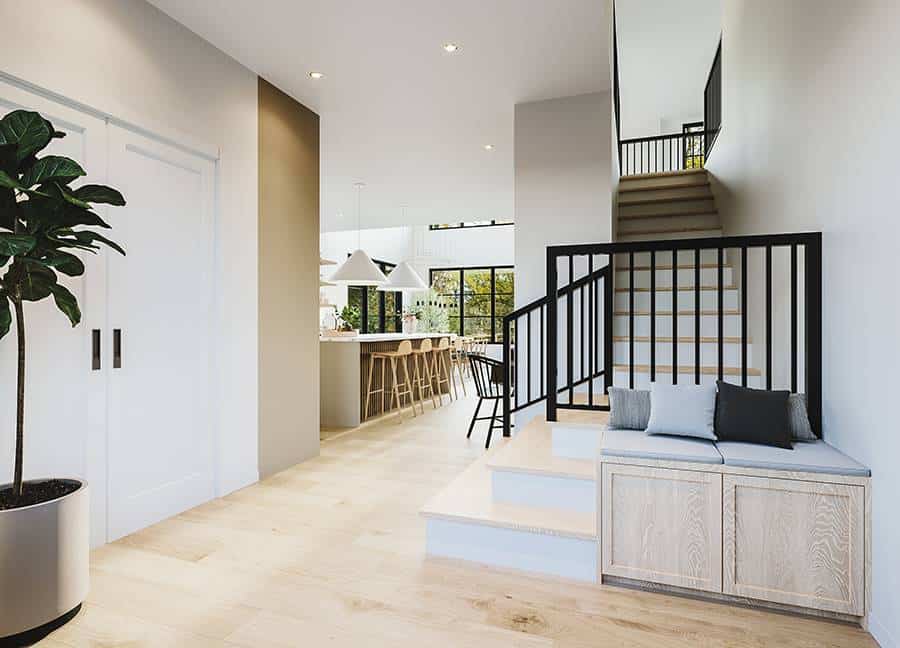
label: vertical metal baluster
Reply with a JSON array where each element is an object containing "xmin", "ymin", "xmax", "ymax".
[
  {"xmin": 604, "ymin": 265, "xmax": 614, "ymax": 396},
  {"xmin": 718, "ymin": 246, "xmax": 724, "ymax": 382},
  {"xmin": 546, "ymin": 248, "xmax": 558, "ymax": 422},
  {"xmin": 629, "ymin": 251, "xmax": 635, "ymax": 389},
  {"xmin": 567, "ymin": 255, "xmax": 574, "ymax": 404},
  {"xmin": 695, "ymin": 248, "xmax": 701, "ymax": 384},
  {"xmin": 504, "ymin": 317, "xmax": 512, "ymax": 435},
  {"xmin": 765, "ymin": 245, "xmax": 772, "ymax": 390},
  {"xmin": 650, "ymin": 250, "xmax": 656, "ymax": 382},
  {"xmin": 790, "ymin": 243, "xmax": 798, "ymax": 393},
  {"xmin": 580, "ymin": 282, "xmax": 585, "ymax": 382},
  {"xmin": 672, "ymin": 250, "xmax": 678, "ymax": 384},
  {"xmin": 540, "ymin": 303, "xmax": 545, "ymax": 399},
  {"xmin": 527, "ymin": 310, "xmax": 532, "ymax": 404},
  {"xmin": 741, "ymin": 245, "xmax": 748, "ymax": 387},
  {"xmin": 588, "ymin": 254, "xmax": 594, "ymax": 407},
  {"xmin": 805, "ymin": 236, "xmax": 823, "ymax": 437},
  {"xmin": 514, "ymin": 317, "xmax": 520, "ymax": 410}
]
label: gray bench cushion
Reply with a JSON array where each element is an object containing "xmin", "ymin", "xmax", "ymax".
[
  {"xmin": 601, "ymin": 428, "xmax": 723, "ymax": 464},
  {"xmin": 716, "ymin": 440, "xmax": 870, "ymax": 477}
]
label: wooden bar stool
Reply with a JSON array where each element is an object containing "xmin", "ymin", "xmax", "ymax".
[
  {"xmin": 431, "ymin": 337, "xmax": 455, "ymax": 404},
  {"xmin": 449, "ymin": 338, "xmax": 468, "ymax": 397},
  {"xmin": 365, "ymin": 340, "xmax": 416, "ymax": 422},
  {"xmin": 410, "ymin": 338, "xmax": 438, "ymax": 413}
]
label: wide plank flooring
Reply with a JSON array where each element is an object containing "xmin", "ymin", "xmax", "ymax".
[{"xmin": 40, "ymin": 393, "xmax": 875, "ymax": 647}]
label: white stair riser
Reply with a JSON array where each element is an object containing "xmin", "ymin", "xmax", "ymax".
[
  {"xmin": 612, "ymin": 369, "xmax": 763, "ymax": 389},
  {"xmin": 618, "ymin": 185, "xmax": 711, "ymax": 202},
  {"xmin": 613, "ymin": 341, "xmax": 753, "ymax": 366},
  {"xmin": 490, "ymin": 470, "xmax": 595, "ymax": 514},
  {"xmin": 425, "ymin": 518, "xmax": 598, "ymax": 582},
  {"xmin": 626, "ymin": 249, "xmax": 729, "ymax": 265},
  {"xmin": 615, "ymin": 266, "xmax": 734, "ymax": 289},
  {"xmin": 614, "ymin": 290, "xmax": 738, "ymax": 311},
  {"xmin": 551, "ymin": 425, "xmax": 602, "ymax": 460},
  {"xmin": 619, "ymin": 198, "xmax": 715, "ymax": 218},
  {"xmin": 614, "ymin": 313, "xmax": 743, "ymax": 337},
  {"xmin": 618, "ymin": 213, "xmax": 721, "ymax": 236}
]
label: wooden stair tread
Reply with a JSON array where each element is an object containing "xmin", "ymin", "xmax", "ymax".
[
  {"xmin": 620, "ymin": 168, "xmax": 708, "ymax": 181},
  {"xmin": 618, "ymin": 226, "xmax": 723, "ymax": 237},
  {"xmin": 618, "ymin": 180, "xmax": 711, "ymax": 194},
  {"xmin": 614, "ymin": 364, "xmax": 762, "ymax": 377},
  {"xmin": 618, "ymin": 210, "xmax": 719, "ymax": 221},
  {"xmin": 618, "ymin": 195, "xmax": 714, "ymax": 207},
  {"xmin": 614, "ymin": 285, "xmax": 737, "ymax": 293},
  {"xmin": 487, "ymin": 422, "xmax": 595, "ymax": 480},
  {"xmin": 420, "ymin": 453, "xmax": 596, "ymax": 539}
]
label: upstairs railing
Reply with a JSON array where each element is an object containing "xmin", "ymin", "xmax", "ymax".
[
  {"xmin": 502, "ymin": 233, "xmax": 823, "ymax": 438},
  {"xmin": 704, "ymin": 38, "xmax": 722, "ymax": 158},
  {"xmin": 619, "ymin": 130, "xmax": 705, "ymax": 176}
]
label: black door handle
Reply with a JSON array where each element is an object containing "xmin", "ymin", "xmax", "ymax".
[
  {"xmin": 92, "ymin": 329, "xmax": 101, "ymax": 370},
  {"xmin": 113, "ymin": 329, "xmax": 122, "ymax": 369}
]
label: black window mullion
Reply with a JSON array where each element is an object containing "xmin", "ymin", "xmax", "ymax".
[
  {"xmin": 458, "ymin": 269, "xmax": 465, "ymax": 336},
  {"xmin": 490, "ymin": 267, "xmax": 497, "ymax": 343}
]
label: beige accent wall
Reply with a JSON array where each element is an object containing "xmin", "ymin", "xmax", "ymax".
[{"xmin": 258, "ymin": 78, "xmax": 320, "ymax": 478}]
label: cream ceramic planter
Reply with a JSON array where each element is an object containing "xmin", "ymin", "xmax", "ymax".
[{"xmin": 0, "ymin": 479, "xmax": 89, "ymax": 644}]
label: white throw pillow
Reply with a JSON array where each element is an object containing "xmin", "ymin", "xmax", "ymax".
[{"xmin": 645, "ymin": 382, "xmax": 717, "ymax": 440}]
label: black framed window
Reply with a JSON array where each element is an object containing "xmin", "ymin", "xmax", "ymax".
[
  {"xmin": 682, "ymin": 121, "xmax": 704, "ymax": 169},
  {"xmin": 429, "ymin": 265, "xmax": 514, "ymax": 343},
  {"xmin": 348, "ymin": 259, "xmax": 402, "ymax": 333},
  {"xmin": 429, "ymin": 220, "xmax": 513, "ymax": 231}
]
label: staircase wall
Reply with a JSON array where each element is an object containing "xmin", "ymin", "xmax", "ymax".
[{"xmin": 705, "ymin": 2, "xmax": 900, "ymax": 645}]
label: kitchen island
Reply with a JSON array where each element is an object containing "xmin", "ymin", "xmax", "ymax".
[{"xmin": 320, "ymin": 333, "xmax": 453, "ymax": 427}]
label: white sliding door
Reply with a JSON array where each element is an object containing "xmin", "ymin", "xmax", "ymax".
[
  {"xmin": 0, "ymin": 80, "xmax": 109, "ymax": 546},
  {"xmin": 105, "ymin": 126, "xmax": 216, "ymax": 541}
]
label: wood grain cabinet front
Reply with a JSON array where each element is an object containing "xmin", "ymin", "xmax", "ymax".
[
  {"xmin": 600, "ymin": 464, "xmax": 723, "ymax": 593},
  {"xmin": 722, "ymin": 475, "xmax": 865, "ymax": 616}
]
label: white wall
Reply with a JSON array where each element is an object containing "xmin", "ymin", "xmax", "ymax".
[
  {"xmin": 617, "ymin": 0, "xmax": 720, "ymax": 139},
  {"xmin": 1, "ymin": 0, "xmax": 260, "ymax": 496},
  {"xmin": 706, "ymin": 2, "xmax": 899, "ymax": 644}
]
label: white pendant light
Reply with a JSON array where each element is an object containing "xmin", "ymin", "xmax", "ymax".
[
  {"xmin": 329, "ymin": 182, "xmax": 387, "ymax": 286},
  {"xmin": 378, "ymin": 260, "xmax": 428, "ymax": 291}
]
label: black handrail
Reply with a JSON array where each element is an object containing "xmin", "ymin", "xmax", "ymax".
[
  {"xmin": 544, "ymin": 232, "xmax": 823, "ymax": 437},
  {"xmin": 620, "ymin": 130, "xmax": 705, "ymax": 176},
  {"xmin": 613, "ymin": 0, "xmax": 621, "ymax": 172},
  {"xmin": 704, "ymin": 38, "xmax": 722, "ymax": 158}
]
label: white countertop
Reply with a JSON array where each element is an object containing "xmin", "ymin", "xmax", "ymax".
[{"xmin": 320, "ymin": 332, "xmax": 454, "ymax": 343}]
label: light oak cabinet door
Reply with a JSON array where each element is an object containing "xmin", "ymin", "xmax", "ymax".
[
  {"xmin": 601, "ymin": 464, "xmax": 723, "ymax": 593},
  {"xmin": 723, "ymin": 475, "xmax": 865, "ymax": 615}
]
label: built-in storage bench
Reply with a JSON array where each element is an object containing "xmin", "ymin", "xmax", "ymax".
[{"xmin": 598, "ymin": 429, "xmax": 871, "ymax": 621}]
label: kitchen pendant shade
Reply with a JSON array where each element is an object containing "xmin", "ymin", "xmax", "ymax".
[
  {"xmin": 377, "ymin": 261, "xmax": 428, "ymax": 291},
  {"xmin": 329, "ymin": 249, "xmax": 388, "ymax": 285}
]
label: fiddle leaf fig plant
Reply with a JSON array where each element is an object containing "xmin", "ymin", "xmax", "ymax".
[{"xmin": 0, "ymin": 110, "xmax": 126, "ymax": 503}]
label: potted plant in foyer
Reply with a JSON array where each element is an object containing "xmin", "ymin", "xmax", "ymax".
[{"xmin": 0, "ymin": 110, "xmax": 126, "ymax": 645}]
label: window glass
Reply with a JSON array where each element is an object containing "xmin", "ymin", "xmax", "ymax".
[
  {"xmin": 429, "ymin": 266, "xmax": 514, "ymax": 342},
  {"xmin": 431, "ymin": 269, "xmax": 461, "ymax": 335}
]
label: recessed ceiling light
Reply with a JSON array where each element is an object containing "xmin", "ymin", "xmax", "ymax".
[
  {"xmin": 442, "ymin": 43, "xmax": 460, "ymax": 53},
  {"xmin": 483, "ymin": 144, "xmax": 495, "ymax": 151},
  {"xmin": 309, "ymin": 71, "xmax": 325, "ymax": 80}
]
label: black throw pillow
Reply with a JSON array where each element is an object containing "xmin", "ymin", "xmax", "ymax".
[{"xmin": 714, "ymin": 381, "xmax": 793, "ymax": 449}]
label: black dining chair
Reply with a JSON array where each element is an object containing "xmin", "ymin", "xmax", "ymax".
[{"xmin": 467, "ymin": 354, "xmax": 508, "ymax": 448}]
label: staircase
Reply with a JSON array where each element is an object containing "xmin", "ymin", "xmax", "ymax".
[{"xmin": 616, "ymin": 168, "xmax": 720, "ymax": 240}]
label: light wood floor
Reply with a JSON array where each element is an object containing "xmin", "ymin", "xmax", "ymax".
[{"xmin": 39, "ymin": 393, "xmax": 875, "ymax": 647}]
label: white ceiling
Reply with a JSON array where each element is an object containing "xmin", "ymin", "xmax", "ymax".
[
  {"xmin": 617, "ymin": 0, "xmax": 721, "ymax": 139},
  {"xmin": 146, "ymin": 0, "xmax": 610, "ymax": 231}
]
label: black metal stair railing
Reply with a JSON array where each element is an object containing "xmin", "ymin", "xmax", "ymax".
[
  {"xmin": 619, "ymin": 130, "xmax": 706, "ymax": 176},
  {"xmin": 501, "ymin": 265, "xmax": 612, "ymax": 436}
]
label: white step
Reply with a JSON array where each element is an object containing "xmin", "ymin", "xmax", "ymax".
[
  {"xmin": 615, "ymin": 265, "xmax": 734, "ymax": 289},
  {"xmin": 612, "ymin": 365, "xmax": 763, "ymax": 389},
  {"xmin": 550, "ymin": 421, "xmax": 604, "ymax": 460},
  {"xmin": 614, "ymin": 311, "xmax": 744, "ymax": 337},
  {"xmin": 487, "ymin": 425, "xmax": 595, "ymax": 513},
  {"xmin": 618, "ymin": 183, "xmax": 712, "ymax": 203},
  {"xmin": 422, "ymin": 456, "xmax": 597, "ymax": 582},
  {"xmin": 614, "ymin": 286, "xmax": 739, "ymax": 311},
  {"xmin": 613, "ymin": 338, "xmax": 753, "ymax": 367}
]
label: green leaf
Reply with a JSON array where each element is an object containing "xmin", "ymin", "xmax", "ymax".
[
  {"xmin": 0, "ymin": 233, "xmax": 36, "ymax": 256},
  {"xmin": 0, "ymin": 294, "xmax": 10, "ymax": 340},
  {"xmin": 0, "ymin": 111, "xmax": 52, "ymax": 162},
  {"xmin": 19, "ymin": 261, "xmax": 56, "ymax": 302},
  {"xmin": 21, "ymin": 156, "xmax": 85, "ymax": 188},
  {"xmin": 73, "ymin": 184, "xmax": 126, "ymax": 206},
  {"xmin": 0, "ymin": 169, "xmax": 22, "ymax": 191},
  {"xmin": 39, "ymin": 250, "xmax": 84, "ymax": 277},
  {"xmin": 50, "ymin": 283, "xmax": 81, "ymax": 327},
  {"xmin": 74, "ymin": 230, "xmax": 125, "ymax": 255}
]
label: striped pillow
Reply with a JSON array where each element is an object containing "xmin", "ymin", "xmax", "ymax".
[{"xmin": 608, "ymin": 387, "xmax": 651, "ymax": 430}]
